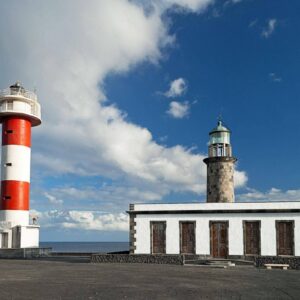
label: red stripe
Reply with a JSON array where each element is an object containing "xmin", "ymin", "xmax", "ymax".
[
  {"xmin": 0, "ymin": 181, "xmax": 29, "ymax": 210},
  {"xmin": 2, "ymin": 118, "xmax": 31, "ymax": 147}
]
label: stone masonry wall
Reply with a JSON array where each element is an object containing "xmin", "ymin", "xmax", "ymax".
[
  {"xmin": 91, "ymin": 254, "xmax": 184, "ymax": 265},
  {"xmin": 129, "ymin": 204, "xmax": 136, "ymax": 254},
  {"xmin": 204, "ymin": 157, "xmax": 236, "ymax": 203}
]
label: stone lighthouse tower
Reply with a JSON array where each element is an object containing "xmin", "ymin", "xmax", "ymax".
[
  {"xmin": 203, "ymin": 119, "xmax": 236, "ymax": 203},
  {"xmin": 0, "ymin": 82, "xmax": 41, "ymax": 248}
]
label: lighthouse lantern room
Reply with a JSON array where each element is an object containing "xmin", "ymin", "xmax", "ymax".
[{"xmin": 0, "ymin": 82, "xmax": 41, "ymax": 248}]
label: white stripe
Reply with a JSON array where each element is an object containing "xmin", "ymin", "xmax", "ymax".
[
  {"xmin": 0, "ymin": 210, "xmax": 29, "ymax": 226},
  {"xmin": 1, "ymin": 145, "xmax": 31, "ymax": 182}
]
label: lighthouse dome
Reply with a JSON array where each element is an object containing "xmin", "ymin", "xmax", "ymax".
[
  {"xmin": 209, "ymin": 120, "xmax": 231, "ymax": 145},
  {"xmin": 210, "ymin": 120, "xmax": 230, "ymax": 134}
]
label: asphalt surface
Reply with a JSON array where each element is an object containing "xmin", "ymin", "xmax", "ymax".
[{"xmin": 0, "ymin": 259, "xmax": 299, "ymax": 299}]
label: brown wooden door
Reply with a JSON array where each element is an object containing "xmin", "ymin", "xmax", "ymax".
[
  {"xmin": 151, "ymin": 222, "xmax": 166, "ymax": 254},
  {"xmin": 277, "ymin": 221, "xmax": 294, "ymax": 256},
  {"xmin": 244, "ymin": 221, "xmax": 260, "ymax": 255},
  {"xmin": 210, "ymin": 222, "xmax": 228, "ymax": 258},
  {"xmin": 180, "ymin": 222, "xmax": 195, "ymax": 254}
]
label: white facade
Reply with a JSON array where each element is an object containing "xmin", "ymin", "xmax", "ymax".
[
  {"xmin": 0, "ymin": 224, "xmax": 39, "ymax": 249},
  {"xmin": 19, "ymin": 226, "xmax": 40, "ymax": 248},
  {"xmin": 131, "ymin": 202, "xmax": 300, "ymax": 257},
  {"xmin": 0, "ymin": 210, "xmax": 29, "ymax": 227},
  {"xmin": 1, "ymin": 145, "xmax": 31, "ymax": 182}
]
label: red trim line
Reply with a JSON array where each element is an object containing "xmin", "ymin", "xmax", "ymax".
[
  {"xmin": 0, "ymin": 180, "xmax": 29, "ymax": 210},
  {"xmin": 2, "ymin": 117, "xmax": 31, "ymax": 147}
]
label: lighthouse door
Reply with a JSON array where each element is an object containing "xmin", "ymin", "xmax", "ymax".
[
  {"xmin": 1, "ymin": 233, "xmax": 8, "ymax": 249},
  {"xmin": 210, "ymin": 222, "xmax": 228, "ymax": 258}
]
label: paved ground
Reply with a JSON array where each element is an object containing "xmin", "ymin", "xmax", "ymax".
[{"xmin": 0, "ymin": 259, "xmax": 299, "ymax": 299}]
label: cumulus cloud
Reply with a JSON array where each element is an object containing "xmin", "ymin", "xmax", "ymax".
[
  {"xmin": 165, "ymin": 78, "xmax": 187, "ymax": 97},
  {"xmin": 224, "ymin": 0, "xmax": 242, "ymax": 7},
  {"xmin": 31, "ymin": 209, "xmax": 128, "ymax": 231},
  {"xmin": 167, "ymin": 101, "xmax": 190, "ymax": 118},
  {"xmin": 0, "ymin": 0, "xmax": 247, "ymax": 233},
  {"xmin": 40, "ymin": 185, "xmax": 166, "ymax": 213},
  {"xmin": 160, "ymin": 0, "xmax": 214, "ymax": 12},
  {"xmin": 234, "ymin": 171, "xmax": 247, "ymax": 188},
  {"xmin": 1, "ymin": 1, "xmax": 244, "ymax": 197},
  {"xmin": 34, "ymin": 169, "xmax": 247, "ymax": 216},
  {"xmin": 64, "ymin": 211, "xmax": 128, "ymax": 231},
  {"xmin": 44, "ymin": 192, "xmax": 63, "ymax": 205},
  {"xmin": 261, "ymin": 19, "xmax": 277, "ymax": 38},
  {"xmin": 237, "ymin": 187, "xmax": 300, "ymax": 202}
]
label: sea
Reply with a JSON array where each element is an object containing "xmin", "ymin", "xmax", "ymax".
[{"xmin": 40, "ymin": 242, "xmax": 129, "ymax": 253}]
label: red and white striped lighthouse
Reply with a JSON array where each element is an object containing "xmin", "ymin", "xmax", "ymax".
[{"xmin": 0, "ymin": 82, "xmax": 41, "ymax": 248}]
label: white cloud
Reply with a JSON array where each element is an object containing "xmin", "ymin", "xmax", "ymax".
[
  {"xmin": 167, "ymin": 101, "xmax": 190, "ymax": 118},
  {"xmin": 46, "ymin": 185, "xmax": 166, "ymax": 211},
  {"xmin": 261, "ymin": 19, "xmax": 277, "ymax": 38},
  {"xmin": 0, "ymin": 0, "xmax": 248, "ymax": 231},
  {"xmin": 224, "ymin": 0, "xmax": 242, "ymax": 7},
  {"xmin": 35, "ymin": 168, "xmax": 247, "ymax": 215},
  {"xmin": 269, "ymin": 72, "xmax": 282, "ymax": 82},
  {"xmin": 161, "ymin": 0, "xmax": 214, "ymax": 12},
  {"xmin": 237, "ymin": 187, "xmax": 300, "ymax": 202},
  {"xmin": 64, "ymin": 211, "xmax": 128, "ymax": 231},
  {"xmin": 31, "ymin": 209, "xmax": 128, "ymax": 231},
  {"xmin": 44, "ymin": 192, "xmax": 63, "ymax": 205},
  {"xmin": 165, "ymin": 78, "xmax": 187, "ymax": 97},
  {"xmin": 234, "ymin": 170, "xmax": 247, "ymax": 188}
]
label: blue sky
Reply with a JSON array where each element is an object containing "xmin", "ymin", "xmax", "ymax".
[{"xmin": 0, "ymin": 0, "xmax": 300, "ymax": 241}]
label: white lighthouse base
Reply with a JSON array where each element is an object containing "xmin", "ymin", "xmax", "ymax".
[{"xmin": 0, "ymin": 224, "xmax": 39, "ymax": 249}]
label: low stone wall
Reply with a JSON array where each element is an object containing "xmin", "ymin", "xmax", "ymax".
[
  {"xmin": 255, "ymin": 256, "xmax": 300, "ymax": 270},
  {"xmin": 0, "ymin": 247, "xmax": 52, "ymax": 259},
  {"xmin": 183, "ymin": 254, "xmax": 208, "ymax": 261},
  {"xmin": 91, "ymin": 254, "xmax": 184, "ymax": 265},
  {"xmin": 51, "ymin": 252, "xmax": 93, "ymax": 256},
  {"xmin": 91, "ymin": 254, "xmax": 256, "ymax": 265}
]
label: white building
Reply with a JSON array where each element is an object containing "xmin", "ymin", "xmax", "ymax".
[
  {"xmin": 129, "ymin": 121, "xmax": 300, "ymax": 259},
  {"xmin": 129, "ymin": 202, "xmax": 300, "ymax": 257}
]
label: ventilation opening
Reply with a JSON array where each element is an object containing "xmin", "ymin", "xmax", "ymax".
[
  {"xmin": 3, "ymin": 196, "xmax": 11, "ymax": 200},
  {"xmin": 4, "ymin": 163, "xmax": 12, "ymax": 167},
  {"xmin": 5, "ymin": 130, "xmax": 13, "ymax": 134}
]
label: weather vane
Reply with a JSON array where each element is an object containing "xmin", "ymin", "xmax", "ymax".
[{"xmin": 218, "ymin": 113, "xmax": 222, "ymax": 124}]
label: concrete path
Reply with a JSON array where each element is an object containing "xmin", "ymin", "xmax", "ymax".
[{"xmin": 0, "ymin": 260, "xmax": 299, "ymax": 299}]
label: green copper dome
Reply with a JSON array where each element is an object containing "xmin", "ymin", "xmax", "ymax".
[
  {"xmin": 209, "ymin": 119, "xmax": 231, "ymax": 145},
  {"xmin": 209, "ymin": 120, "xmax": 230, "ymax": 135}
]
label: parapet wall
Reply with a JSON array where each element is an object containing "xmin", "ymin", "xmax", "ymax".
[{"xmin": 0, "ymin": 247, "xmax": 51, "ymax": 259}]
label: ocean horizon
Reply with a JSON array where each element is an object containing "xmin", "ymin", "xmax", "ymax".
[{"xmin": 40, "ymin": 241, "xmax": 129, "ymax": 253}]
